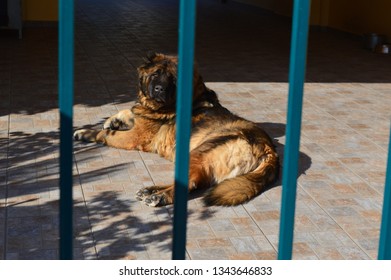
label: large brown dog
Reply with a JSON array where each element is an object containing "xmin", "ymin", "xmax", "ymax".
[{"xmin": 74, "ymin": 53, "xmax": 279, "ymax": 207}]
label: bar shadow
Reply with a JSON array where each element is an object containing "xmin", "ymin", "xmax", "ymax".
[
  {"xmin": 4, "ymin": 189, "xmax": 216, "ymax": 259},
  {"xmin": 0, "ymin": 131, "xmax": 131, "ymax": 201},
  {"xmin": 0, "ymin": 129, "xmax": 217, "ymax": 259}
]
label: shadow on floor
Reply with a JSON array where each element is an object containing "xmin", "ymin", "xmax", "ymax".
[
  {"xmin": 4, "ymin": 189, "xmax": 218, "ymax": 259},
  {"xmin": 0, "ymin": 131, "xmax": 130, "ymax": 201},
  {"xmin": 1, "ymin": 0, "xmax": 390, "ymax": 118},
  {"xmin": 258, "ymin": 122, "xmax": 312, "ymax": 191},
  {"xmin": 1, "ymin": 120, "xmax": 311, "ymax": 259}
]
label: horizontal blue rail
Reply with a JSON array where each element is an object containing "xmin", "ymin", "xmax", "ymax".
[
  {"xmin": 278, "ymin": 0, "xmax": 311, "ymax": 260},
  {"xmin": 171, "ymin": 0, "xmax": 197, "ymax": 260}
]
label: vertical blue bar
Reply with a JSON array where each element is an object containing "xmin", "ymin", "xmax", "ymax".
[
  {"xmin": 172, "ymin": 0, "xmax": 197, "ymax": 260},
  {"xmin": 59, "ymin": 0, "xmax": 74, "ymax": 260},
  {"xmin": 278, "ymin": 0, "xmax": 311, "ymax": 260},
  {"xmin": 378, "ymin": 127, "xmax": 391, "ymax": 260}
]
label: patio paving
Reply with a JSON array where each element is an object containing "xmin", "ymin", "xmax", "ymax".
[{"xmin": 0, "ymin": 0, "xmax": 390, "ymax": 259}]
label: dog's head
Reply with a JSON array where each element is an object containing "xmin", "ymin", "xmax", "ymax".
[{"xmin": 137, "ymin": 53, "xmax": 206, "ymax": 110}]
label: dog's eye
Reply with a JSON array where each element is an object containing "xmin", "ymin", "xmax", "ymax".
[{"xmin": 150, "ymin": 73, "xmax": 159, "ymax": 79}]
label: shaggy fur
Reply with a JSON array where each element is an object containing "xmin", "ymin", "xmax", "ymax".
[{"xmin": 74, "ymin": 53, "xmax": 279, "ymax": 207}]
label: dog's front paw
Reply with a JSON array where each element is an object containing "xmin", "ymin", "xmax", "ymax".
[
  {"xmin": 73, "ymin": 129, "xmax": 98, "ymax": 142},
  {"xmin": 135, "ymin": 187, "xmax": 166, "ymax": 207},
  {"xmin": 103, "ymin": 117, "xmax": 121, "ymax": 130}
]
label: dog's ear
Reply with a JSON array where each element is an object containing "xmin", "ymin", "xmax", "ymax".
[
  {"xmin": 145, "ymin": 52, "xmax": 158, "ymax": 63},
  {"xmin": 138, "ymin": 52, "xmax": 157, "ymax": 74}
]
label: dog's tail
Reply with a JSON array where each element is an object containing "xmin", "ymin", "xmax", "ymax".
[{"xmin": 203, "ymin": 149, "xmax": 279, "ymax": 206}]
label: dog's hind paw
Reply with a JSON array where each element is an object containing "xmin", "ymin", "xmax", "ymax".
[{"xmin": 73, "ymin": 129, "xmax": 98, "ymax": 142}]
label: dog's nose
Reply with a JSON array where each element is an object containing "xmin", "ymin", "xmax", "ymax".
[{"xmin": 154, "ymin": 85, "xmax": 165, "ymax": 93}]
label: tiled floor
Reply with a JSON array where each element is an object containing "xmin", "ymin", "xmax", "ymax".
[{"xmin": 0, "ymin": 0, "xmax": 390, "ymax": 259}]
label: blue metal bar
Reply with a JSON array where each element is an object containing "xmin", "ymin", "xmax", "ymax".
[
  {"xmin": 278, "ymin": 0, "xmax": 311, "ymax": 260},
  {"xmin": 378, "ymin": 127, "xmax": 391, "ymax": 260},
  {"xmin": 59, "ymin": 0, "xmax": 74, "ymax": 260},
  {"xmin": 172, "ymin": 0, "xmax": 197, "ymax": 260}
]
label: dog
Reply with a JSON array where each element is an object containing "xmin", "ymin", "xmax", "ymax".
[{"xmin": 74, "ymin": 53, "xmax": 279, "ymax": 207}]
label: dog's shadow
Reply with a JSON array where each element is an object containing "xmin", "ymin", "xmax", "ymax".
[
  {"xmin": 189, "ymin": 122, "xmax": 312, "ymax": 201},
  {"xmin": 258, "ymin": 122, "xmax": 311, "ymax": 191}
]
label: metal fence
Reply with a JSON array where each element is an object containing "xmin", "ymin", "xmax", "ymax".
[{"xmin": 58, "ymin": 0, "xmax": 391, "ymax": 260}]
